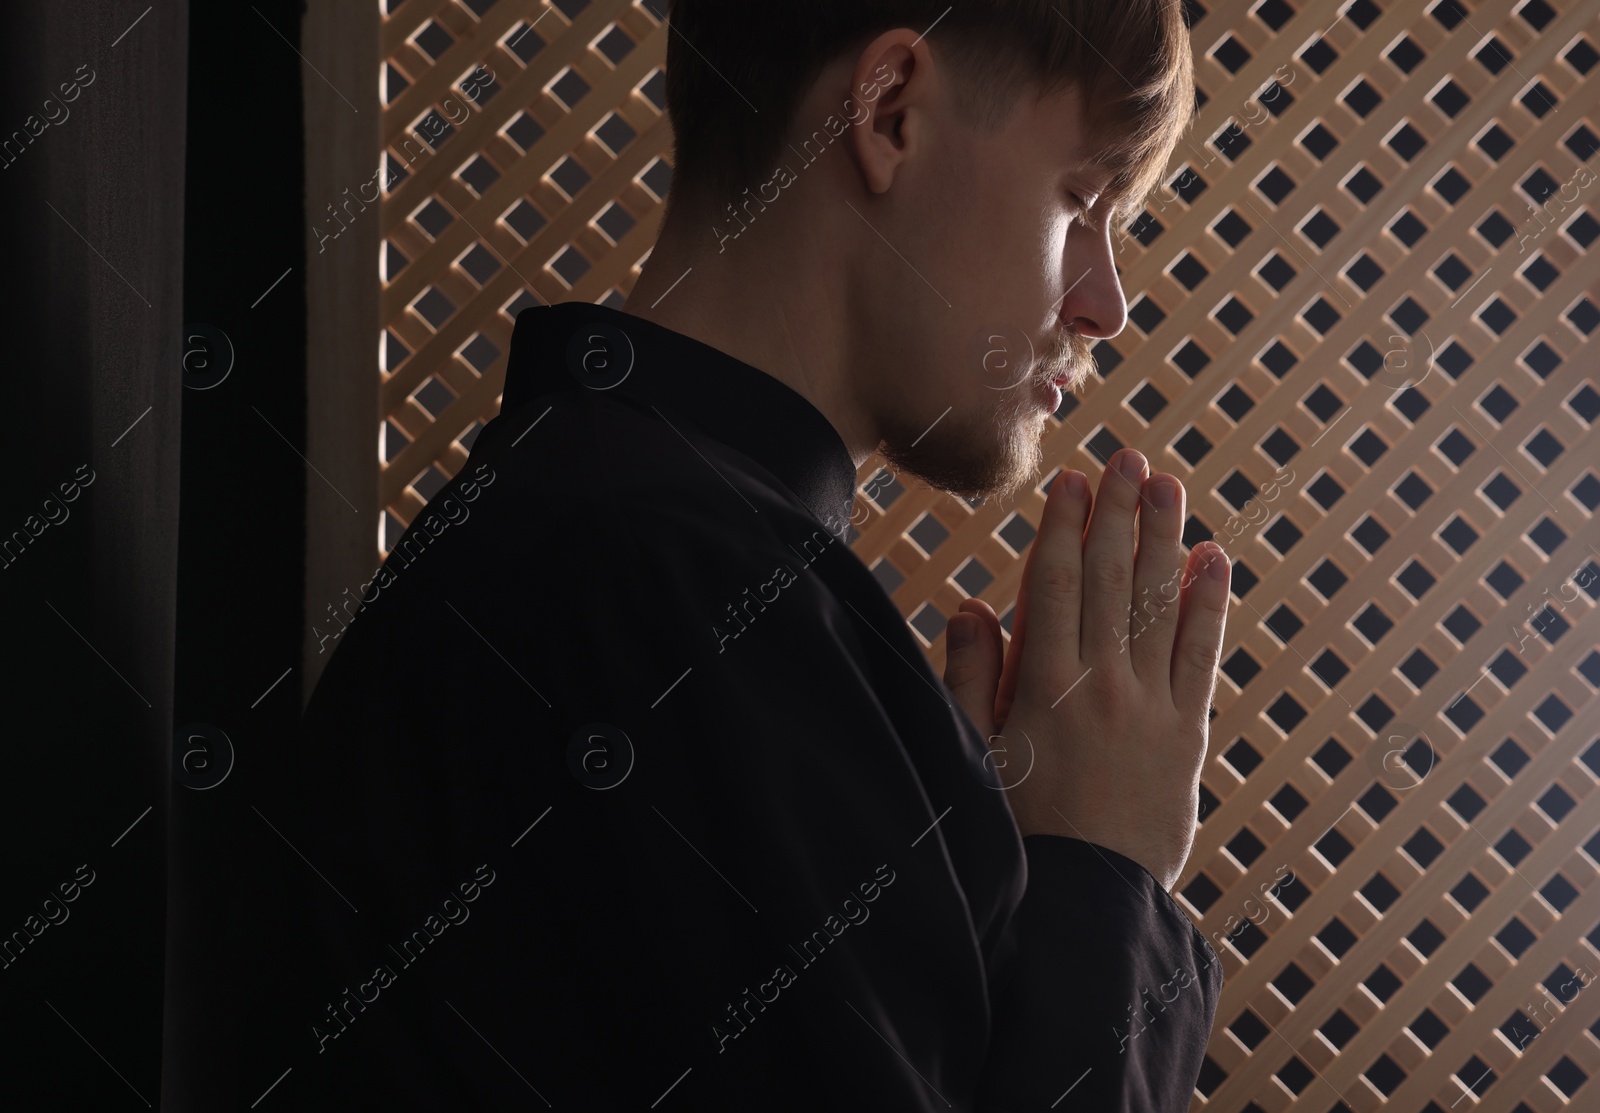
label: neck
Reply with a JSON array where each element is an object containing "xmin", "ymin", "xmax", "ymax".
[{"xmin": 620, "ymin": 202, "xmax": 880, "ymax": 471}]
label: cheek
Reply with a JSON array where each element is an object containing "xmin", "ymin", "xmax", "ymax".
[
  {"xmin": 1039, "ymin": 217, "xmax": 1071, "ymax": 276},
  {"xmin": 962, "ymin": 193, "xmax": 1059, "ymax": 297},
  {"xmin": 973, "ymin": 215, "xmax": 1064, "ymax": 342}
]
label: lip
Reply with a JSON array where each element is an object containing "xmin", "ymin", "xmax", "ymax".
[{"xmin": 1044, "ymin": 381, "xmax": 1062, "ymax": 412}]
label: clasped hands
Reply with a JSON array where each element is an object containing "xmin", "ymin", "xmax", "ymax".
[{"xmin": 944, "ymin": 449, "xmax": 1232, "ymax": 892}]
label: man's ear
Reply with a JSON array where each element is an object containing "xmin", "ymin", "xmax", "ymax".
[{"xmin": 845, "ymin": 30, "xmax": 933, "ymax": 196}]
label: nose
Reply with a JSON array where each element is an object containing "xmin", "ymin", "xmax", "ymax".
[{"xmin": 1059, "ymin": 224, "xmax": 1129, "ymax": 340}]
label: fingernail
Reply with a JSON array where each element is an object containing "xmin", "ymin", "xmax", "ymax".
[
  {"xmin": 1205, "ymin": 546, "xmax": 1230, "ymax": 580},
  {"xmin": 948, "ymin": 615, "xmax": 975, "ymax": 650},
  {"xmin": 1118, "ymin": 451, "xmax": 1146, "ymax": 482},
  {"xmin": 1149, "ymin": 478, "xmax": 1176, "ymax": 508}
]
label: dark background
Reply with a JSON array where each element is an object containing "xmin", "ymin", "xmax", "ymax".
[{"xmin": 0, "ymin": 1, "xmax": 308, "ymax": 1104}]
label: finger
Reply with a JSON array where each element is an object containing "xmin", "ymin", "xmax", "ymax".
[
  {"xmin": 1080, "ymin": 449, "xmax": 1148, "ymax": 669},
  {"xmin": 997, "ymin": 470, "xmax": 1090, "ymax": 725},
  {"xmin": 995, "ymin": 503, "xmax": 1041, "ymax": 728},
  {"xmin": 963, "ymin": 597, "xmax": 1005, "ymax": 665},
  {"xmin": 943, "ymin": 599, "xmax": 1004, "ymax": 737},
  {"xmin": 1127, "ymin": 472, "xmax": 1187, "ymax": 689},
  {"xmin": 1004, "ymin": 468, "xmax": 1092, "ymax": 713},
  {"xmin": 961, "ymin": 598, "xmax": 1008, "ymax": 727},
  {"xmin": 1171, "ymin": 541, "xmax": 1231, "ymax": 725}
]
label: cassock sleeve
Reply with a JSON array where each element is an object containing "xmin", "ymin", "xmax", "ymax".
[{"xmin": 973, "ymin": 835, "xmax": 1223, "ymax": 1112}]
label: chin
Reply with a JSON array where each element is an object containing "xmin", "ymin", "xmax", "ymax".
[{"xmin": 879, "ymin": 386, "xmax": 1054, "ymax": 504}]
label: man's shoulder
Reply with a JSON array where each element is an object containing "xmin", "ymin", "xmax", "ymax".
[{"xmin": 472, "ymin": 392, "xmax": 852, "ymax": 565}]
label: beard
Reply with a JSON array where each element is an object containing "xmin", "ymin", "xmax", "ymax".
[{"xmin": 878, "ymin": 328, "xmax": 1097, "ymax": 505}]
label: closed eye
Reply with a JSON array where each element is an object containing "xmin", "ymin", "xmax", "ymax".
[{"xmin": 1065, "ymin": 191, "xmax": 1101, "ymax": 230}]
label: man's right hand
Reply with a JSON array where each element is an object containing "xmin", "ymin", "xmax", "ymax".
[{"xmin": 943, "ymin": 448, "xmax": 1231, "ymax": 892}]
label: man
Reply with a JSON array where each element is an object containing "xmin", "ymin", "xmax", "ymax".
[{"xmin": 257, "ymin": 2, "xmax": 1232, "ymax": 1109}]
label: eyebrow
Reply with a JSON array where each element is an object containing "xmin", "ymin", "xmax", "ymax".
[
  {"xmin": 1064, "ymin": 153, "xmax": 1114, "ymax": 192},
  {"xmin": 1068, "ymin": 144, "xmax": 1143, "ymax": 216},
  {"xmin": 1086, "ymin": 153, "xmax": 1160, "ymax": 227},
  {"xmin": 1065, "ymin": 161, "xmax": 1134, "ymax": 230},
  {"xmin": 1061, "ymin": 128, "xmax": 1155, "ymax": 231}
]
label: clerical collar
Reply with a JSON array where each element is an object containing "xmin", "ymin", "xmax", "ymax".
[{"xmin": 501, "ymin": 301, "xmax": 859, "ymax": 533}]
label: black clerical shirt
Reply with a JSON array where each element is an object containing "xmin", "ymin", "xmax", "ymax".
[{"xmin": 264, "ymin": 301, "xmax": 1221, "ymax": 1110}]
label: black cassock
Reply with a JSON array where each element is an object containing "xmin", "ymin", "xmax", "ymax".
[{"xmin": 256, "ymin": 301, "xmax": 1221, "ymax": 1111}]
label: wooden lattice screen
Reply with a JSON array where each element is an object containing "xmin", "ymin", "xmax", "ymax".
[{"xmin": 364, "ymin": 0, "xmax": 1600, "ymax": 1108}]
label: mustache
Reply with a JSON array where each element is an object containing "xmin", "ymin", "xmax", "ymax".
[{"xmin": 1038, "ymin": 331, "xmax": 1096, "ymax": 386}]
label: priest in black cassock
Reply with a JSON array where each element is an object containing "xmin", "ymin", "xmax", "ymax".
[{"xmin": 247, "ymin": 3, "xmax": 1235, "ymax": 1110}]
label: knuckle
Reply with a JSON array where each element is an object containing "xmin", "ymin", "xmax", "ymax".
[
  {"xmin": 1200, "ymin": 592, "xmax": 1232, "ymax": 629},
  {"xmin": 1032, "ymin": 558, "xmax": 1082, "ymax": 604},
  {"xmin": 1131, "ymin": 584, "xmax": 1176, "ymax": 631},
  {"xmin": 943, "ymin": 658, "xmax": 978, "ymax": 688},
  {"xmin": 1183, "ymin": 636, "xmax": 1222, "ymax": 677},
  {"xmin": 1085, "ymin": 663, "xmax": 1130, "ymax": 707},
  {"xmin": 1087, "ymin": 554, "xmax": 1131, "ymax": 596}
]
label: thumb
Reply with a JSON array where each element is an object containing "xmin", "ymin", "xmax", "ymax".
[{"xmin": 943, "ymin": 600, "xmax": 1004, "ymax": 737}]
